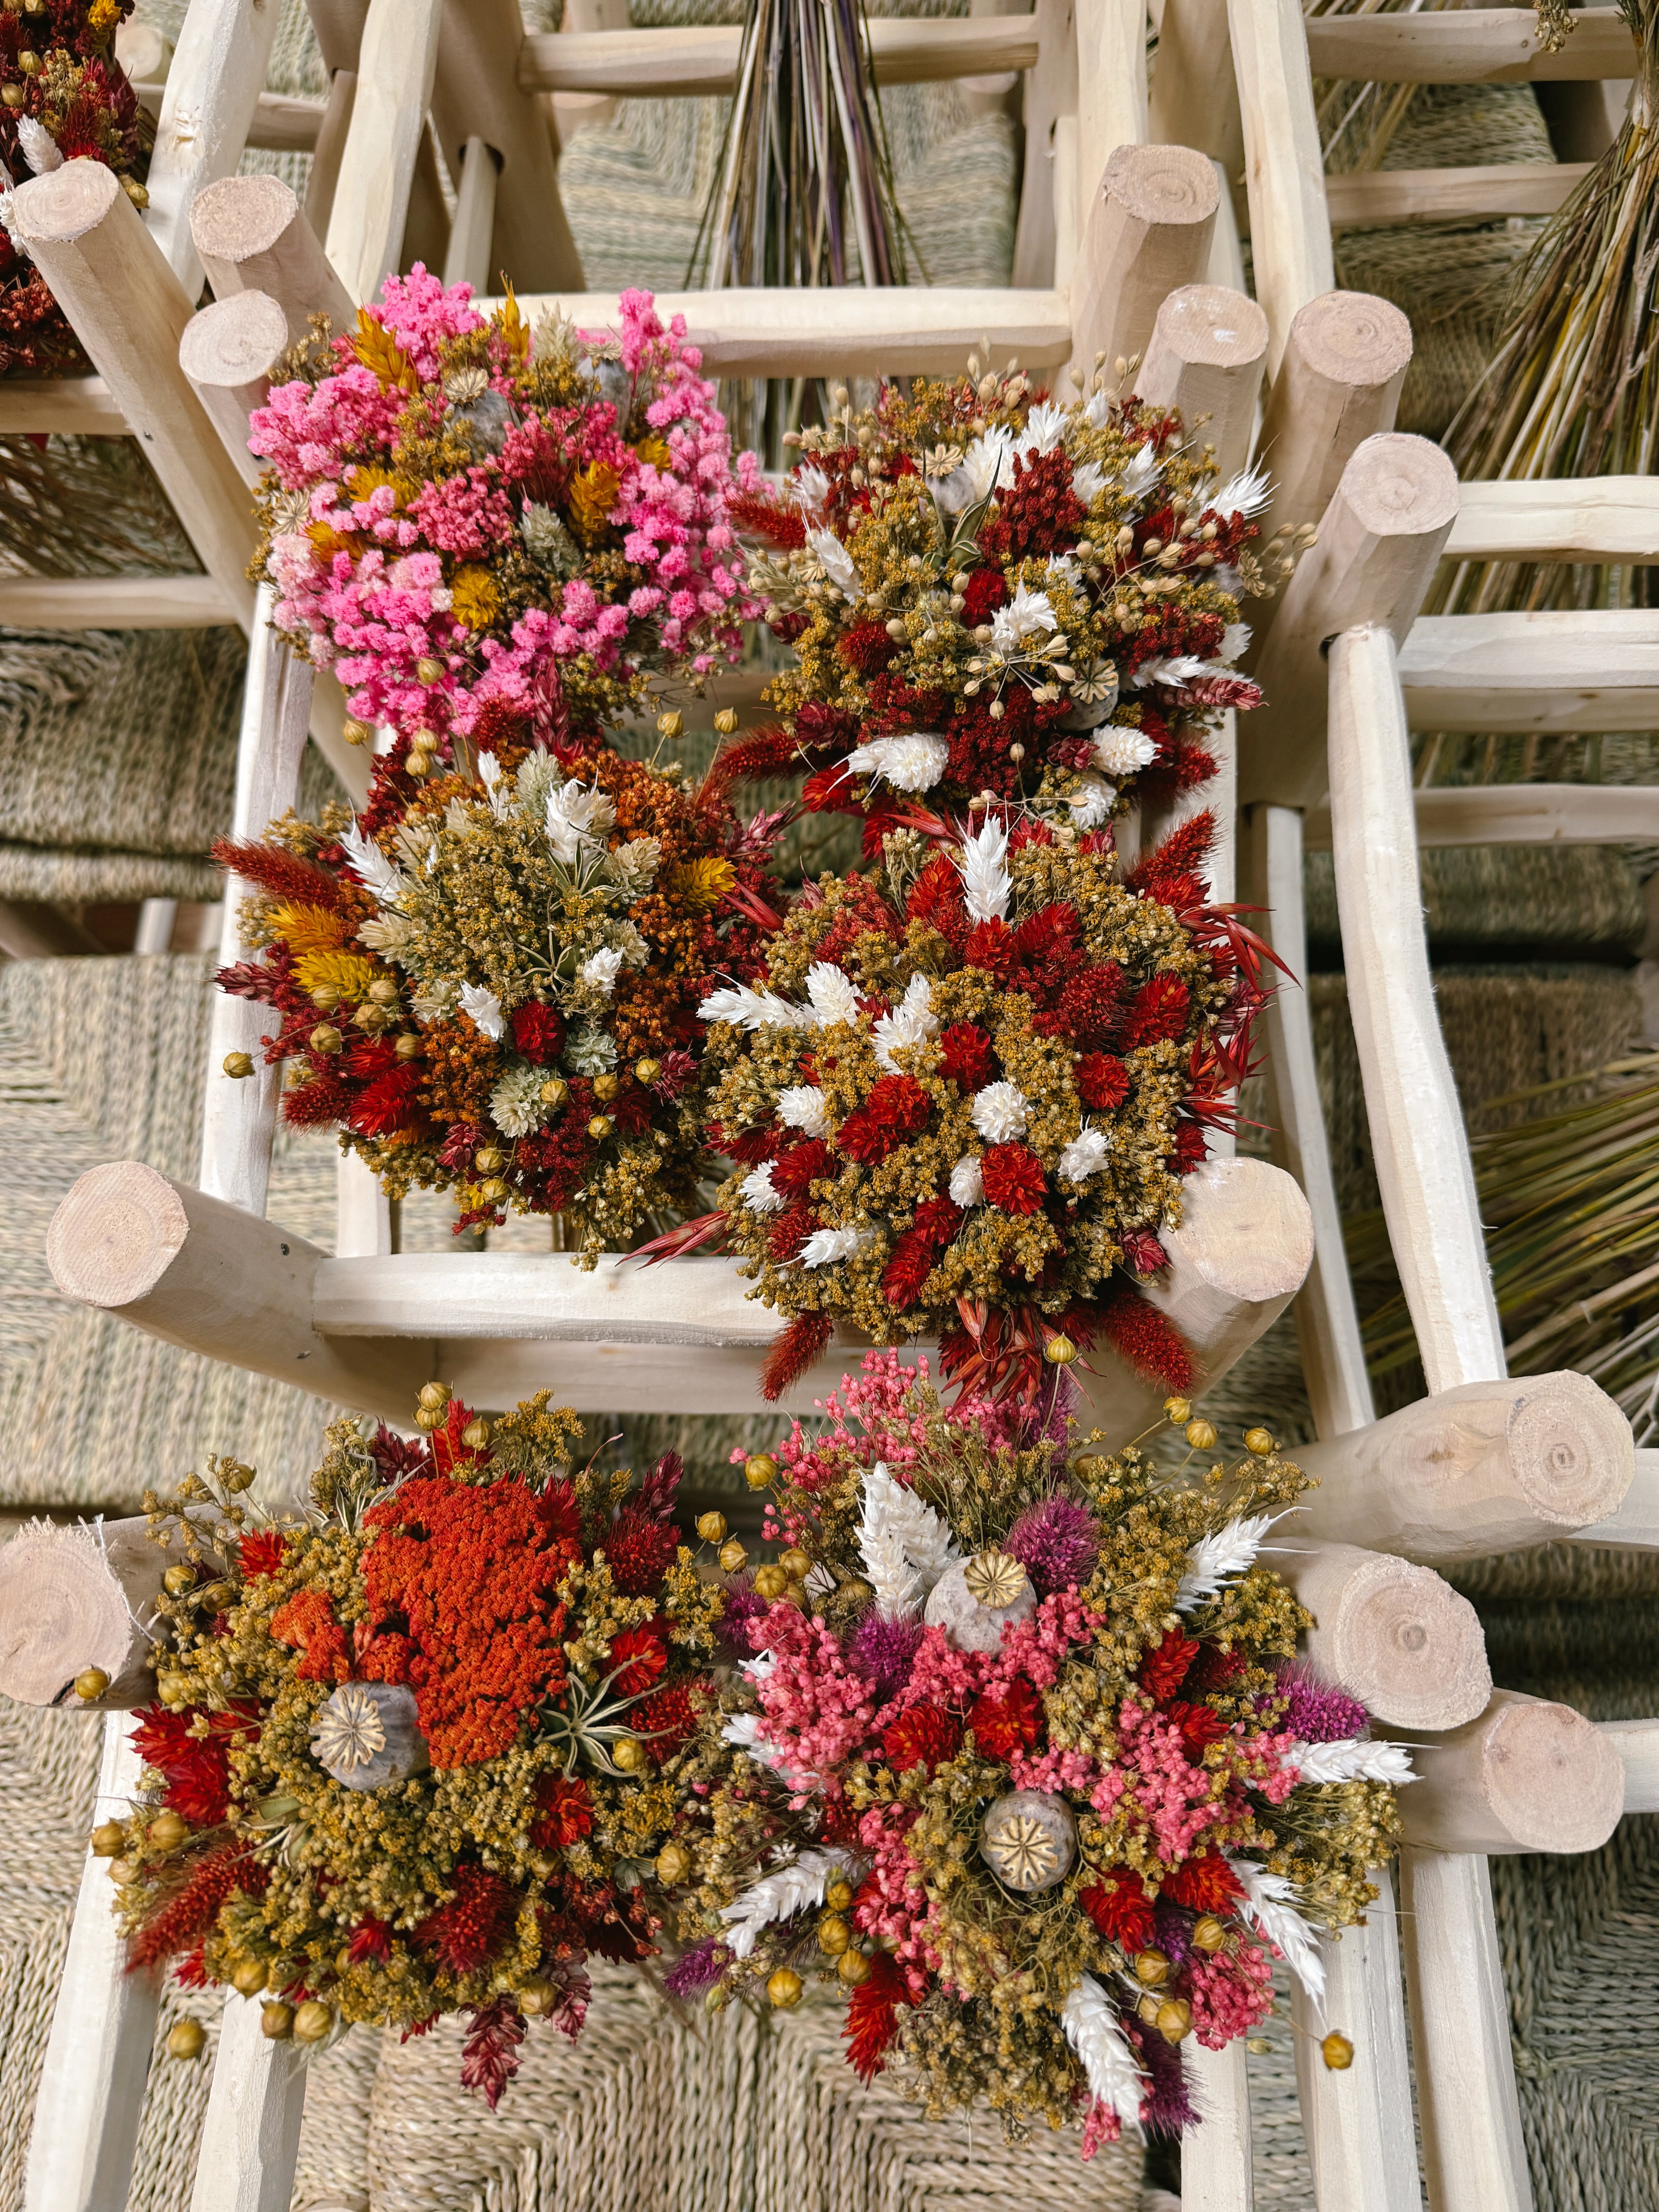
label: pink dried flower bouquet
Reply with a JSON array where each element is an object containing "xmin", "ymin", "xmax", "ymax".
[{"xmin": 248, "ymin": 272, "xmax": 761, "ymax": 755}]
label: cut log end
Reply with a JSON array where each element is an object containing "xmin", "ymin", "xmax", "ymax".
[
  {"xmin": 1478, "ymin": 1698, "xmax": 1624, "ymax": 1854},
  {"xmin": 1168, "ymin": 1155, "xmax": 1315, "ymax": 1305},
  {"xmin": 1338, "ymin": 431, "xmax": 1461, "ymax": 540},
  {"xmin": 1316, "ymin": 1551, "xmax": 1491, "ymax": 1731},
  {"xmin": 12, "ymin": 155, "xmax": 122, "ymax": 248},
  {"xmin": 1509, "ymin": 1367, "xmax": 1635, "ymax": 1526},
  {"xmin": 1286, "ymin": 289, "xmax": 1414, "ymax": 392},
  {"xmin": 46, "ymin": 1160, "xmax": 191, "ymax": 1310},
  {"xmin": 1103, "ymin": 141, "xmax": 1220, "ymax": 228},
  {"xmin": 0, "ymin": 1520, "xmax": 155, "ymax": 1708},
  {"xmin": 1145, "ymin": 283, "xmax": 1269, "ymax": 371},
  {"xmin": 189, "ymin": 172, "xmax": 301, "ymax": 268},
  {"xmin": 179, "ymin": 291, "xmax": 290, "ymax": 392}
]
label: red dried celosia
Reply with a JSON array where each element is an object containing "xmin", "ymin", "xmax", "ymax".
[
  {"xmin": 967, "ymin": 1677, "xmax": 1042, "ymax": 1760},
  {"xmin": 880, "ymin": 1703, "xmax": 962, "ymax": 1773},
  {"xmin": 126, "ymin": 1842, "xmax": 247, "ymax": 1973},
  {"xmin": 459, "ymin": 1994, "xmax": 526, "ymax": 2111},
  {"xmin": 1160, "ymin": 1853, "xmax": 1245, "ymax": 1914},
  {"xmin": 843, "ymin": 1951, "xmax": 912, "ymax": 2084},
  {"xmin": 1080, "ymin": 1874, "xmax": 1157, "ymax": 1954},
  {"xmin": 416, "ymin": 1863, "xmax": 517, "ymax": 1976}
]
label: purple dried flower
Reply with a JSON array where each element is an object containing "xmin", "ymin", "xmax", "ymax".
[
  {"xmin": 716, "ymin": 1578, "xmax": 766, "ymax": 1657},
  {"xmin": 1016, "ymin": 1365, "xmax": 1080, "ymax": 1457},
  {"xmin": 1152, "ymin": 1903, "xmax": 1194, "ymax": 1966},
  {"xmin": 848, "ymin": 1610, "xmax": 923, "ymax": 1698},
  {"xmin": 1132, "ymin": 2018, "xmax": 1199, "ymax": 2135},
  {"xmin": 1005, "ymin": 1496, "xmax": 1099, "ymax": 1595},
  {"xmin": 1273, "ymin": 1664, "xmax": 1369, "ymax": 1744},
  {"xmin": 665, "ymin": 1937, "xmax": 731, "ymax": 1998}
]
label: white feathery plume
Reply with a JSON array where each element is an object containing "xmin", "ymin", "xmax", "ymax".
[
  {"xmin": 1123, "ymin": 443, "xmax": 1162, "ymax": 496},
  {"xmin": 17, "ymin": 117, "xmax": 63, "ymax": 175},
  {"xmin": 1130, "ymin": 654, "xmax": 1208, "ymax": 690},
  {"xmin": 1221, "ymin": 621, "xmax": 1252, "ymax": 662},
  {"xmin": 338, "ymin": 820, "xmax": 405, "ymax": 905},
  {"xmin": 842, "ymin": 731, "xmax": 950, "ymax": 793},
  {"xmin": 1066, "ymin": 775, "xmax": 1115, "ymax": 830},
  {"xmin": 990, "ymin": 584, "xmax": 1058, "ymax": 654},
  {"xmin": 858, "ymin": 1463, "xmax": 923, "ymax": 1621},
  {"xmin": 1071, "ymin": 459, "xmax": 1106, "ymax": 506},
  {"xmin": 720, "ymin": 1711, "xmax": 793, "ymax": 1776},
  {"xmin": 698, "ymin": 983, "xmax": 814, "ymax": 1031},
  {"xmin": 799, "ymin": 1224, "xmax": 871, "ymax": 1268},
  {"xmin": 1059, "ymin": 1125, "xmax": 1112, "ymax": 1184},
  {"xmin": 970, "ymin": 1080, "xmax": 1029, "ymax": 1143},
  {"xmin": 1288, "ymin": 1738, "xmax": 1417, "ymax": 1787},
  {"xmin": 806, "ymin": 961, "xmax": 863, "ymax": 1027},
  {"xmin": 1024, "ymin": 401, "xmax": 1068, "ymax": 453},
  {"xmin": 718, "ymin": 1848, "xmax": 869, "ymax": 1958},
  {"xmin": 1174, "ymin": 1512, "xmax": 1276, "ymax": 1614},
  {"xmin": 1060, "ymin": 1976, "xmax": 1146, "ymax": 2135},
  {"xmin": 931, "ymin": 426, "xmax": 1014, "ymax": 514},
  {"xmin": 1093, "ymin": 728, "xmax": 1158, "ymax": 776},
  {"xmin": 793, "ymin": 464, "xmax": 831, "ymax": 511},
  {"xmin": 777, "ymin": 1086, "xmax": 831, "ymax": 1137},
  {"xmin": 884, "ymin": 1466, "xmax": 961, "ymax": 1593},
  {"xmin": 1208, "ymin": 461, "xmax": 1272, "ymax": 520},
  {"xmin": 740, "ymin": 1164, "xmax": 785, "ymax": 1213},
  {"xmin": 457, "ymin": 982, "xmax": 505, "ymax": 1040},
  {"xmin": 949, "ymin": 1155, "xmax": 984, "ymax": 1207},
  {"xmin": 477, "ymin": 750, "xmax": 511, "ymax": 818},
  {"xmin": 1084, "ymin": 387, "xmax": 1112, "ymax": 429},
  {"xmin": 955, "ymin": 815, "xmax": 1010, "ymax": 923},
  {"xmin": 807, "ymin": 525, "xmax": 861, "ymax": 600},
  {"xmin": 1226, "ymin": 1855, "xmax": 1326, "ymax": 2011},
  {"xmin": 739, "ymin": 1652, "xmax": 776, "ymax": 1685},
  {"xmin": 873, "ymin": 974, "xmax": 939, "ymax": 1072},
  {"xmin": 579, "ymin": 946, "xmax": 624, "ymax": 995},
  {"xmin": 545, "ymin": 779, "xmax": 616, "ymax": 863}
]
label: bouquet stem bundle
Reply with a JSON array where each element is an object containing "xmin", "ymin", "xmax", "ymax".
[
  {"xmin": 1349, "ymin": 1053, "xmax": 1659, "ymax": 1436},
  {"xmin": 1441, "ymin": 0, "xmax": 1659, "ymax": 616},
  {"xmin": 689, "ymin": 0, "xmax": 910, "ymax": 462}
]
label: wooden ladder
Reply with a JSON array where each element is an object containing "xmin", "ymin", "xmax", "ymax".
[{"xmin": 10, "ymin": 2, "xmax": 1659, "ymax": 2209}]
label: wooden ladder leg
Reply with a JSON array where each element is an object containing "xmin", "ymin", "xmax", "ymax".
[
  {"xmin": 1183, "ymin": 2037, "xmax": 1252, "ymax": 2210},
  {"xmin": 1222, "ymin": 0, "xmax": 1332, "ymax": 375},
  {"xmin": 23, "ymin": 1720, "xmax": 158, "ymax": 2212},
  {"xmin": 201, "ymin": 590, "xmax": 315, "ymax": 1220},
  {"xmin": 187, "ymin": 1995, "xmax": 307, "ymax": 2212},
  {"xmin": 324, "ymin": 0, "xmax": 444, "ymax": 305},
  {"xmin": 1237, "ymin": 803, "xmax": 1425, "ymax": 2212},
  {"xmin": 144, "ymin": 0, "xmax": 285, "ymax": 292},
  {"xmin": 1326, "ymin": 622, "xmax": 1530, "ymax": 2212}
]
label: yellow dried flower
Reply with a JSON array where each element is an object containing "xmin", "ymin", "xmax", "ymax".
[
  {"xmin": 449, "ymin": 565, "xmax": 501, "ymax": 633},
  {"xmin": 294, "ymin": 950, "xmax": 378, "ymax": 1005},
  {"xmin": 269, "ymin": 902, "xmax": 352, "ymax": 958},
  {"xmin": 569, "ymin": 462, "xmax": 620, "ymax": 542},
  {"xmin": 350, "ymin": 313, "xmax": 418, "ymax": 393},
  {"xmin": 666, "ymin": 857, "xmax": 736, "ymax": 911}
]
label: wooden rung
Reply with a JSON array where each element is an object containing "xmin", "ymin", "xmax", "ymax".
[
  {"xmin": 46, "ymin": 1156, "xmax": 1309, "ymax": 1431},
  {"xmin": 1600, "ymin": 1716, "xmax": 1659, "ymax": 1812},
  {"xmin": 1568, "ymin": 1448, "xmax": 1659, "ymax": 1551},
  {"xmin": 1398, "ymin": 608, "xmax": 1659, "ymax": 733},
  {"xmin": 1305, "ymin": 5, "xmax": 1636, "ymax": 84},
  {"xmin": 326, "ymin": 0, "xmax": 443, "ymax": 307},
  {"xmin": 190, "ymin": 174, "xmax": 356, "ymax": 343},
  {"xmin": 1292, "ymin": 1372, "xmax": 1634, "ymax": 1563},
  {"xmin": 1327, "ymin": 161, "xmax": 1591, "ymax": 229},
  {"xmin": 178, "ymin": 290, "xmax": 290, "ymax": 486},
  {"xmin": 1445, "ymin": 475, "xmax": 1659, "ymax": 565},
  {"xmin": 1303, "ymin": 781, "xmax": 1659, "ymax": 850},
  {"xmin": 0, "ymin": 376, "xmax": 128, "ymax": 435},
  {"xmin": 492, "ymin": 287, "xmax": 1072, "ymax": 376},
  {"xmin": 134, "ymin": 81, "xmax": 326, "ymax": 153},
  {"xmin": 1398, "ymin": 1690, "xmax": 1625, "ymax": 1855},
  {"xmin": 0, "ymin": 575, "xmax": 237, "ymax": 629},
  {"xmin": 516, "ymin": 15, "xmax": 1040, "ymax": 99},
  {"xmin": 1275, "ymin": 1540, "xmax": 1491, "ymax": 1730}
]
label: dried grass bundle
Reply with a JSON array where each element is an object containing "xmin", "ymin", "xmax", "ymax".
[{"xmin": 687, "ymin": 0, "xmax": 911, "ymax": 459}]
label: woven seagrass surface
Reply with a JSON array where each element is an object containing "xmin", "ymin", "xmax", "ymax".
[{"xmin": 1302, "ymin": 845, "xmax": 1645, "ymax": 969}]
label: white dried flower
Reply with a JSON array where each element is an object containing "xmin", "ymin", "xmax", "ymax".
[
  {"xmin": 799, "ymin": 1224, "xmax": 871, "ymax": 1268},
  {"xmin": 458, "ymin": 982, "xmax": 504, "ymax": 1040},
  {"xmin": 545, "ymin": 780, "xmax": 616, "ymax": 863},
  {"xmin": 490, "ymin": 1062, "xmax": 546, "ymax": 1137},
  {"xmin": 1209, "ymin": 461, "xmax": 1272, "ymax": 520},
  {"xmin": 1071, "ymin": 459, "xmax": 1105, "ymax": 506},
  {"xmin": 805, "ymin": 962, "xmax": 862, "ymax": 1027},
  {"xmin": 740, "ymin": 1163, "xmax": 785, "ymax": 1213},
  {"xmin": 949, "ymin": 1155, "xmax": 984, "ymax": 1207},
  {"xmin": 843, "ymin": 732, "xmax": 950, "ymax": 793},
  {"xmin": 1093, "ymin": 726, "xmax": 1160, "ymax": 776},
  {"xmin": 699, "ymin": 983, "xmax": 814, "ymax": 1031},
  {"xmin": 1061, "ymin": 1976, "xmax": 1146, "ymax": 2136},
  {"xmin": 807, "ymin": 524, "xmax": 861, "ymax": 599},
  {"xmin": 1024, "ymin": 401, "xmax": 1068, "ymax": 454},
  {"xmin": 777, "ymin": 1086, "xmax": 830, "ymax": 1137},
  {"xmin": 1058, "ymin": 1125, "xmax": 1112, "ymax": 1183},
  {"xmin": 1066, "ymin": 775, "xmax": 1115, "ymax": 830},
  {"xmin": 971, "ymin": 1081, "xmax": 1029, "ymax": 1144},
  {"xmin": 873, "ymin": 973, "xmax": 938, "ymax": 1073},
  {"xmin": 990, "ymin": 584, "xmax": 1058, "ymax": 654},
  {"xmin": 956, "ymin": 814, "xmax": 1010, "ymax": 923},
  {"xmin": 579, "ymin": 946, "xmax": 625, "ymax": 996}
]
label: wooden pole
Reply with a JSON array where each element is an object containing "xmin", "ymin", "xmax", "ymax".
[
  {"xmin": 45, "ymin": 1162, "xmax": 434, "ymax": 1415},
  {"xmin": 1570, "ymin": 1450, "xmax": 1659, "ymax": 1549},
  {"xmin": 429, "ymin": 0, "xmax": 584, "ymax": 293},
  {"xmin": 1068, "ymin": 143, "xmax": 1218, "ymax": 390},
  {"xmin": 1181, "ymin": 2038, "xmax": 1252, "ymax": 2211},
  {"xmin": 441, "ymin": 137, "xmax": 501, "ymax": 294},
  {"xmin": 1290, "ymin": 1866, "xmax": 1422, "ymax": 2212},
  {"xmin": 1250, "ymin": 291, "xmax": 1415, "ymax": 643},
  {"xmin": 304, "ymin": 70, "xmax": 358, "ymax": 240},
  {"xmin": 1134, "ymin": 283, "xmax": 1267, "ymax": 481},
  {"xmin": 177, "ymin": 291, "xmax": 290, "ymax": 488},
  {"xmin": 1600, "ymin": 1717, "xmax": 1659, "ymax": 1810},
  {"xmin": 1147, "ymin": 0, "xmax": 1244, "ymax": 189},
  {"xmin": 0, "ymin": 1517, "xmax": 183, "ymax": 1710},
  {"xmin": 1238, "ymin": 805, "xmax": 1375, "ymax": 1437},
  {"xmin": 188, "ymin": 1995, "xmax": 307, "ymax": 2212},
  {"xmin": 1398, "ymin": 1690, "xmax": 1625, "ymax": 1856},
  {"xmin": 1276, "ymin": 1542, "xmax": 1491, "ymax": 1732},
  {"xmin": 201, "ymin": 587, "xmax": 314, "ymax": 1219},
  {"xmin": 1074, "ymin": 0, "xmax": 1149, "ymax": 243},
  {"xmin": 1292, "ymin": 1372, "xmax": 1635, "ymax": 1562},
  {"xmin": 1223, "ymin": 0, "xmax": 1332, "ymax": 376},
  {"xmin": 1326, "ymin": 619, "xmax": 1533, "ymax": 2212},
  {"xmin": 10, "ymin": 160, "xmax": 258, "ymax": 629},
  {"xmin": 324, "ymin": 0, "xmax": 444, "ymax": 305},
  {"xmin": 143, "ymin": 0, "xmax": 284, "ymax": 294},
  {"xmin": 1011, "ymin": 0, "xmax": 1079, "ymax": 288},
  {"xmin": 189, "ymin": 174, "xmax": 356, "ymax": 342},
  {"xmin": 1243, "ymin": 436, "xmax": 1459, "ymax": 808},
  {"xmin": 22, "ymin": 1720, "xmax": 159, "ymax": 2212}
]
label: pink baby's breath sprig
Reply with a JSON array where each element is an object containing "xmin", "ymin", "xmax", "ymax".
[{"xmin": 248, "ymin": 273, "xmax": 759, "ymax": 754}]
